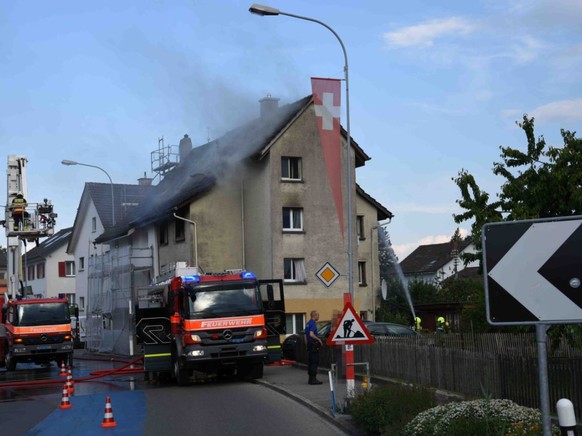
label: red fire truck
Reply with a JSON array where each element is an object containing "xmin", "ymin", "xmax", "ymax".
[
  {"xmin": 0, "ymin": 297, "xmax": 74, "ymax": 370},
  {"xmin": 136, "ymin": 264, "xmax": 285, "ymax": 385}
]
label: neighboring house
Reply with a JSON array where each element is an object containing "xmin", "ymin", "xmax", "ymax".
[
  {"xmin": 399, "ymin": 237, "xmax": 479, "ymax": 288},
  {"xmin": 399, "ymin": 238, "xmax": 480, "ymax": 332},
  {"xmin": 22, "ymin": 227, "xmax": 75, "ymax": 300},
  {"xmin": 0, "ymin": 248, "xmax": 7, "ymax": 297},
  {"xmin": 66, "ymin": 180, "xmax": 155, "ymax": 337},
  {"xmin": 72, "ymin": 92, "xmax": 392, "ymax": 354}
]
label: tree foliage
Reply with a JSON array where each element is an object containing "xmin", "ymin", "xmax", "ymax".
[{"xmin": 453, "ymin": 115, "xmax": 582, "ymax": 265}]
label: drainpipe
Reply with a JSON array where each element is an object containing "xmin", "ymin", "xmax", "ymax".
[
  {"xmin": 371, "ymin": 225, "xmax": 378, "ymax": 321},
  {"xmin": 173, "ymin": 212, "xmax": 198, "ymax": 268}
]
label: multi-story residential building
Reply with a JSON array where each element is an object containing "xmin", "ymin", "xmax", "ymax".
[
  {"xmin": 68, "ymin": 92, "xmax": 392, "ymax": 354},
  {"xmin": 21, "ymin": 227, "xmax": 75, "ymax": 300}
]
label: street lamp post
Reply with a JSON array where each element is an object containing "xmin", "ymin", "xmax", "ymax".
[
  {"xmin": 61, "ymin": 160, "xmax": 115, "ymax": 226},
  {"xmin": 249, "ymin": 3, "xmax": 355, "ymax": 301}
]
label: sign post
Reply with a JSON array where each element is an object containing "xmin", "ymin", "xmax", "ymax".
[
  {"xmin": 482, "ymin": 216, "xmax": 582, "ymax": 436},
  {"xmin": 327, "ymin": 294, "xmax": 374, "ymax": 399}
]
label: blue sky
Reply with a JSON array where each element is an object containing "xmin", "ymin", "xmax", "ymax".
[{"xmin": 1, "ymin": 1, "xmax": 581, "ymax": 260}]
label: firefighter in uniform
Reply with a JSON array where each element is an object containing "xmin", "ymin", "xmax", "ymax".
[
  {"xmin": 437, "ymin": 316, "xmax": 446, "ymax": 333},
  {"xmin": 11, "ymin": 192, "xmax": 27, "ymax": 231}
]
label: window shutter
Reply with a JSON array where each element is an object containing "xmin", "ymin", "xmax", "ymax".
[{"xmin": 58, "ymin": 262, "xmax": 66, "ymax": 277}]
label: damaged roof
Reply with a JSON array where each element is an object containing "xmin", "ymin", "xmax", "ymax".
[{"xmin": 95, "ymin": 94, "xmax": 376, "ymax": 243}]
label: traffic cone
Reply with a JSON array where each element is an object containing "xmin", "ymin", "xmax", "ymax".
[
  {"xmin": 66, "ymin": 372, "xmax": 74, "ymax": 394},
  {"xmin": 100, "ymin": 396, "xmax": 117, "ymax": 428},
  {"xmin": 59, "ymin": 360, "xmax": 67, "ymax": 376},
  {"xmin": 67, "ymin": 367, "xmax": 75, "ymax": 390},
  {"xmin": 59, "ymin": 383, "xmax": 72, "ymax": 409}
]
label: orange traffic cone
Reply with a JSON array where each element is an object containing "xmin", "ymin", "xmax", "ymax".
[
  {"xmin": 100, "ymin": 396, "xmax": 117, "ymax": 428},
  {"xmin": 59, "ymin": 360, "xmax": 67, "ymax": 376},
  {"xmin": 59, "ymin": 383, "xmax": 72, "ymax": 409}
]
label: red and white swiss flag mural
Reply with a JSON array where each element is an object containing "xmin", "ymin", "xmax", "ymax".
[{"xmin": 311, "ymin": 77, "xmax": 344, "ymax": 239}]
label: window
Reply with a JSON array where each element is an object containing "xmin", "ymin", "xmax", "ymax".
[
  {"xmin": 79, "ymin": 296, "xmax": 85, "ymax": 311},
  {"xmin": 358, "ymin": 261, "xmax": 367, "ymax": 286},
  {"xmin": 281, "ymin": 157, "xmax": 302, "ymax": 181},
  {"xmin": 175, "ymin": 209, "xmax": 186, "ymax": 242},
  {"xmin": 357, "ymin": 216, "xmax": 365, "ymax": 240},
  {"xmin": 159, "ymin": 222, "xmax": 169, "ymax": 245},
  {"xmin": 59, "ymin": 261, "xmax": 75, "ymax": 277},
  {"xmin": 284, "ymin": 258, "xmax": 307, "ymax": 283},
  {"xmin": 79, "ymin": 257, "xmax": 85, "ymax": 271},
  {"xmin": 36, "ymin": 262, "xmax": 45, "ymax": 279},
  {"xmin": 285, "ymin": 313, "xmax": 306, "ymax": 335},
  {"xmin": 282, "ymin": 207, "xmax": 303, "ymax": 231},
  {"xmin": 92, "ymin": 217, "xmax": 97, "ymax": 233},
  {"xmin": 27, "ymin": 265, "xmax": 35, "ymax": 281}
]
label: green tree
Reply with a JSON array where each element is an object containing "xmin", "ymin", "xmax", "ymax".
[
  {"xmin": 453, "ymin": 116, "xmax": 582, "ymax": 336},
  {"xmin": 453, "ymin": 115, "xmax": 582, "ymax": 265}
]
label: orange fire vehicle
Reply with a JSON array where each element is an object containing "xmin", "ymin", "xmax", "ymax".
[
  {"xmin": 136, "ymin": 264, "xmax": 285, "ymax": 385},
  {"xmin": 0, "ymin": 297, "xmax": 74, "ymax": 370}
]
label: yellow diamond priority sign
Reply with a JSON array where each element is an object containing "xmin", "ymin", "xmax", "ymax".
[{"xmin": 316, "ymin": 262, "xmax": 340, "ymax": 287}]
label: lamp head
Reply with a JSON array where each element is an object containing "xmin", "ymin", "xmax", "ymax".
[
  {"xmin": 249, "ymin": 4, "xmax": 280, "ymax": 16},
  {"xmin": 61, "ymin": 160, "xmax": 78, "ymax": 166}
]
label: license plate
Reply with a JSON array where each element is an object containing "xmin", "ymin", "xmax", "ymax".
[
  {"xmin": 37, "ymin": 345, "xmax": 51, "ymax": 350},
  {"xmin": 231, "ymin": 338, "xmax": 244, "ymax": 343}
]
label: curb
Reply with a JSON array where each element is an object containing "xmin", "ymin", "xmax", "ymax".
[{"xmin": 252, "ymin": 377, "xmax": 362, "ymax": 436}]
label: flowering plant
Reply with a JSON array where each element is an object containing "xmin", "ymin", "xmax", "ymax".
[{"xmin": 400, "ymin": 398, "xmax": 559, "ymax": 436}]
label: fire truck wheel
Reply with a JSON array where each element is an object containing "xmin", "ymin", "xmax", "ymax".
[
  {"xmin": 5, "ymin": 351, "xmax": 16, "ymax": 371},
  {"xmin": 173, "ymin": 358, "xmax": 191, "ymax": 386}
]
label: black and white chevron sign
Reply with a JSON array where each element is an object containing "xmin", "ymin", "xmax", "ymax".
[{"xmin": 482, "ymin": 216, "xmax": 582, "ymax": 325}]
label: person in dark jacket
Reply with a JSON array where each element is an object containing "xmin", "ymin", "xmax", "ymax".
[{"xmin": 305, "ymin": 310, "xmax": 324, "ymax": 385}]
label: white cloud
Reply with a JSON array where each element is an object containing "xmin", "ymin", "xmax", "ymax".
[
  {"xmin": 383, "ymin": 17, "xmax": 477, "ymax": 48},
  {"xmin": 530, "ymin": 99, "xmax": 582, "ymax": 123}
]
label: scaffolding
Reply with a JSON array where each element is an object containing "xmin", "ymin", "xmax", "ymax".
[{"xmin": 86, "ymin": 245, "xmax": 153, "ymax": 355}]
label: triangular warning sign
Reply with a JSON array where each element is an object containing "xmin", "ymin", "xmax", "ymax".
[{"xmin": 326, "ymin": 302, "xmax": 374, "ymax": 345}]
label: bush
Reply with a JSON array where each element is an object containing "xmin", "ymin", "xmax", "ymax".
[
  {"xmin": 400, "ymin": 398, "xmax": 559, "ymax": 436},
  {"xmin": 348, "ymin": 383, "xmax": 436, "ymax": 435}
]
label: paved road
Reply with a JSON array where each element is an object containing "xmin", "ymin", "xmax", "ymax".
[{"xmin": 0, "ymin": 353, "xmax": 355, "ymax": 435}]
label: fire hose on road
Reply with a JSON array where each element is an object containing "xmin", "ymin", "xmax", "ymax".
[{"xmin": 0, "ymin": 355, "xmax": 145, "ymax": 388}]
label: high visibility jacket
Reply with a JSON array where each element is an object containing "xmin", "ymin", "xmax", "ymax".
[{"xmin": 12, "ymin": 197, "xmax": 27, "ymax": 215}]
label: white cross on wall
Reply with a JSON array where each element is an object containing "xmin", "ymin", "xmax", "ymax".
[{"xmin": 314, "ymin": 92, "xmax": 340, "ymax": 131}]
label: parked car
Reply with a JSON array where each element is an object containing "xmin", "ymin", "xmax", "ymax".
[
  {"xmin": 281, "ymin": 321, "xmax": 331, "ymax": 361},
  {"xmin": 282, "ymin": 321, "xmax": 418, "ymax": 360},
  {"xmin": 365, "ymin": 322, "xmax": 419, "ymax": 337}
]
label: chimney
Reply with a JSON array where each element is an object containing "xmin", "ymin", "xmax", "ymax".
[
  {"xmin": 138, "ymin": 172, "xmax": 152, "ymax": 186},
  {"xmin": 259, "ymin": 94, "xmax": 280, "ymax": 119},
  {"xmin": 179, "ymin": 134, "xmax": 193, "ymax": 162}
]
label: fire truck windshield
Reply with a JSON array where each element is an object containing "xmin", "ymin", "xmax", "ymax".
[
  {"xmin": 187, "ymin": 284, "xmax": 263, "ymax": 318},
  {"xmin": 16, "ymin": 302, "xmax": 71, "ymax": 326}
]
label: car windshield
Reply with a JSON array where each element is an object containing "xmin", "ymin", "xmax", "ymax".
[
  {"xmin": 186, "ymin": 283, "xmax": 263, "ymax": 318},
  {"xmin": 17, "ymin": 302, "xmax": 70, "ymax": 326}
]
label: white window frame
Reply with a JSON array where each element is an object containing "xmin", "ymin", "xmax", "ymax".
[
  {"xmin": 284, "ymin": 258, "xmax": 307, "ymax": 283},
  {"xmin": 358, "ymin": 261, "xmax": 367, "ymax": 286},
  {"xmin": 65, "ymin": 261, "xmax": 75, "ymax": 277},
  {"xmin": 282, "ymin": 207, "xmax": 303, "ymax": 231},
  {"xmin": 285, "ymin": 313, "xmax": 306, "ymax": 335},
  {"xmin": 281, "ymin": 156, "xmax": 302, "ymax": 181},
  {"xmin": 92, "ymin": 217, "xmax": 97, "ymax": 233}
]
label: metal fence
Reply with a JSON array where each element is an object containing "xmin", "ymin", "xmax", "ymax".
[{"xmin": 295, "ymin": 333, "xmax": 582, "ymax": 421}]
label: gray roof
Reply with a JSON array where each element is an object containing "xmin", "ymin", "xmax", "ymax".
[{"xmin": 400, "ymin": 237, "xmax": 473, "ymax": 275}]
